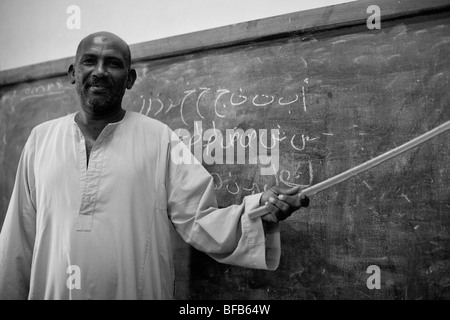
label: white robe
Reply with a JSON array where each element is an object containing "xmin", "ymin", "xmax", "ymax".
[{"xmin": 0, "ymin": 111, "xmax": 280, "ymax": 299}]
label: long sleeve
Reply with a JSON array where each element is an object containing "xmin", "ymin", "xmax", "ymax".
[
  {"xmin": 165, "ymin": 129, "xmax": 281, "ymax": 270},
  {"xmin": 0, "ymin": 129, "xmax": 37, "ymax": 300}
]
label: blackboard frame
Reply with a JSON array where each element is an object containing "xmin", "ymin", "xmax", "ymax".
[{"xmin": 1, "ymin": 0, "xmax": 450, "ymax": 86}]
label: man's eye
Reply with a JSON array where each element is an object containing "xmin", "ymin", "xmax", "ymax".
[
  {"xmin": 108, "ymin": 61, "xmax": 122, "ymax": 68},
  {"xmin": 82, "ymin": 59, "xmax": 96, "ymax": 65}
]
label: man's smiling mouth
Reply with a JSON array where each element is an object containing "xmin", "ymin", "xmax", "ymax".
[{"xmin": 88, "ymin": 85, "xmax": 110, "ymax": 92}]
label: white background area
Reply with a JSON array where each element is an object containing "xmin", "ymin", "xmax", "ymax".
[{"xmin": 0, "ymin": 0, "xmax": 356, "ymax": 71}]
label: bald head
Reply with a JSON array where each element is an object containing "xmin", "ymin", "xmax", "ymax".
[{"xmin": 75, "ymin": 31, "xmax": 132, "ymax": 68}]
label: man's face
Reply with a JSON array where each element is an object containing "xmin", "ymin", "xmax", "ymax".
[{"xmin": 71, "ymin": 35, "xmax": 133, "ymax": 114}]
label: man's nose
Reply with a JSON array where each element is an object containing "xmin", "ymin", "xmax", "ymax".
[{"xmin": 92, "ymin": 61, "xmax": 107, "ymax": 76}]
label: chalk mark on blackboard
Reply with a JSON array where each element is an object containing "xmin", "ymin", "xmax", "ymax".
[
  {"xmin": 180, "ymin": 90, "xmax": 196, "ymax": 125},
  {"xmin": 139, "ymin": 95, "xmax": 145, "ymax": 114},
  {"xmin": 188, "ymin": 134, "xmax": 203, "ymax": 153},
  {"xmin": 271, "ymin": 164, "xmax": 280, "ymax": 186},
  {"xmin": 20, "ymin": 80, "xmax": 67, "ymax": 102},
  {"xmin": 294, "ymin": 160, "xmax": 303, "ymax": 179},
  {"xmin": 1, "ymin": 90, "xmax": 17, "ymax": 105},
  {"xmin": 196, "ymin": 87, "xmax": 210, "ymax": 119},
  {"xmin": 400, "ymin": 193, "xmax": 411, "ymax": 203},
  {"xmin": 291, "ymin": 134, "xmax": 316, "ymax": 151},
  {"xmin": 242, "ymin": 183, "xmax": 260, "ymax": 194},
  {"xmin": 276, "ymin": 135, "xmax": 287, "ymax": 143},
  {"xmin": 385, "ymin": 77, "xmax": 398, "ymax": 89},
  {"xmin": 279, "ymin": 160, "xmax": 313, "ymax": 188},
  {"xmin": 220, "ymin": 130, "xmax": 242, "ymax": 149},
  {"xmin": 259, "ymin": 131, "xmax": 278, "ymax": 149},
  {"xmin": 362, "ymin": 180, "xmax": 373, "ymax": 190},
  {"xmin": 226, "ymin": 180, "xmax": 240, "ymax": 195},
  {"xmin": 145, "ymin": 98, "xmax": 152, "ymax": 116},
  {"xmin": 20, "ymin": 91, "xmax": 65, "ymax": 101},
  {"xmin": 252, "ymin": 94, "xmax": 274, "ymax": 107},
  {"xmin": 142, "ymin": 87, "xmax": 315, "ymax": 119},
  {"xmin": 280, "ymin": 169, "xmax": 297, "ymax": 187},
  {"xmin": 211, "ymin": 172, "xmax": 222, "ymax": 189},
  {"xmin": 310, "ymin": 59, "xmax": 325, "ymax": 65},
  {"xmin": 154, "ymin": 98, "xmax": 164, "ymax": 116},
  {"xmin": 230, "ymin": 91, "xmax": 247, "ymax": 106},
  {"xmin": 332, "ymin": 39, "xmax": 347, "ymax": 45},
  {"xmin": 278, "ymin": 95, "xmax": 298, "ymax": 106},
  {"xmin": 432, "ymin": 38, "xmax": 450, "ymax": 49},
  {"xmin": 214, "ymin": 89, "xmax": 229, "ymax": 118},
  {"xmin": 393, "ymin": 25, "xmax": 407, "ymax": 40},
  {"xmin": 301, "ymin": 57, "xmax": 308, "ymax": 68},
  {"xmin": 353, "ymin": 56, "xmax": 367, "ymax": 64},
  {"xmin": 387, "ymin": 54, "xmax": 401, "ymax": 60},
  {"xmin": 302, "ymin": 86, "xmax": 307, "ymax": 112},
  {"xmin": 239, "ymin": 130, "xmax": 257, "ymax": 148},
  {"xmin": 164, "ymin": 98, "xmax": 176, "ymax": 114}
]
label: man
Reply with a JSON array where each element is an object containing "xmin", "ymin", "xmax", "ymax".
[{"xmin": 0, "ymin": 32, "xmax": 309, "ymax": 299}]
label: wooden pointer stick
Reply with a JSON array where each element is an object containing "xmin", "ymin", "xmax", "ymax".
[{"xmin": 248, "ymin": 120, "xmax": 450, "ymax": 220}]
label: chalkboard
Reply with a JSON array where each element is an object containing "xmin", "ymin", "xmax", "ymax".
[{"xmin": 1, "ymin": 0, "xmax": 450, "ymax": 300}]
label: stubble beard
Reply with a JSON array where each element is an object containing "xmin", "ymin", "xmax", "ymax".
[{"xmin": 76, "ymin": 82, "xmax": 125, "ymax": 115}]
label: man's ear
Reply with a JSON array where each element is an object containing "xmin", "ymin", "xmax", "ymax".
[
  {"xmin": 68, "ymin": 64, "xmax": 76, "ymax": 84},
  {"xmin": 126, "ymin": 69, "xmax": 137, "ymax": 90}
]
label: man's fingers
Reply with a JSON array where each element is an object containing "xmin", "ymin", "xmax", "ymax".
[
  {"xmin": 265, "ymin": 197, "xmax": 291, "ymax": 221},
  {"xmin": 282, "ymin": 185, "xmax": 303, "ymax": 195},
  {"xmin": 271, "ymin": 197, "xmax": 290, "ymax": 212},
  {"xmin": 261, "ymin": 187, "xmax": 310, "ymax": 223},
  {"xmin": 262, "ymin": 202, "xmax": 278, "ymax": 222},
  {"xmin": 277, "ymin": 194, "xmax": 299, "ymax": 208},
  {"xmin": 264, "ymin": 198, "xmax": 286, "ymax": 215},
  {"xmin": 278, "ymin": 193, "xmax": 310, "ymax": 208}
]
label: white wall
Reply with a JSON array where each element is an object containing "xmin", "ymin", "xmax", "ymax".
[{"xmin": 0, "ymin": 0, "xmax": 357, "ymax": 71}]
